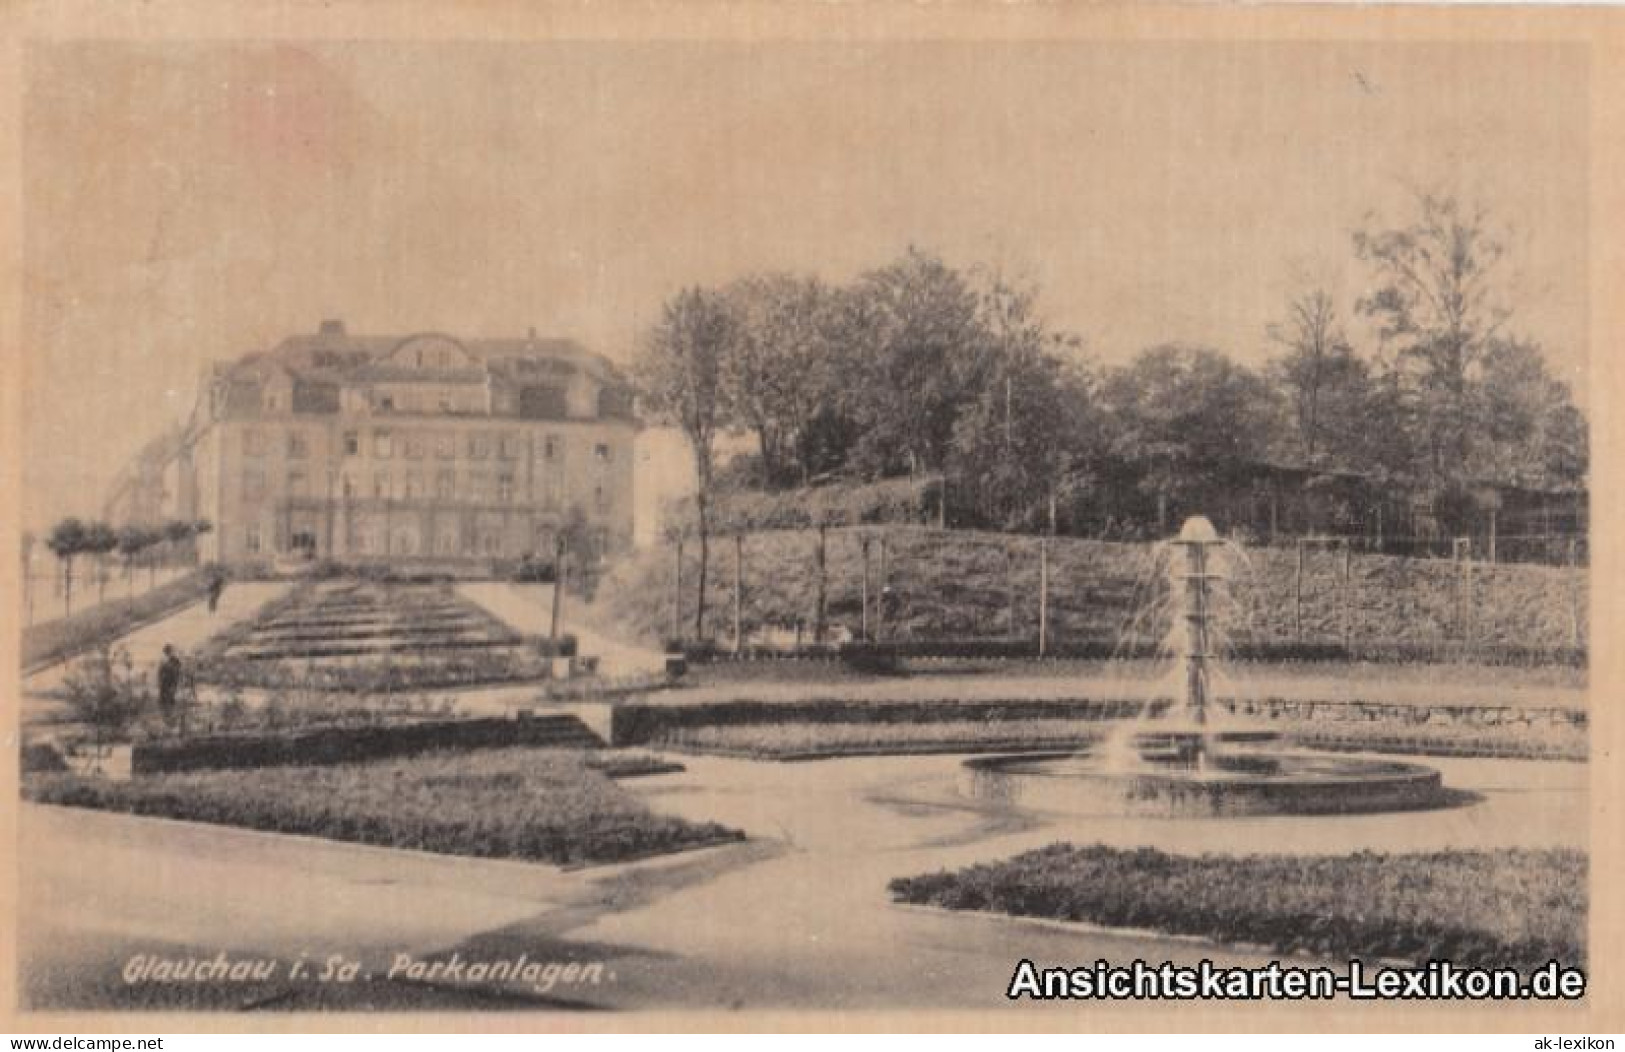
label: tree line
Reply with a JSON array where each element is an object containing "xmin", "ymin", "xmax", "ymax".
[
  {"xmin": 636, "ymin": 193, "xmax": 1588, "ymax": 636},
  {"xmin": 26, "ymin": 517, "xmax": 213, "ymax": 618}
]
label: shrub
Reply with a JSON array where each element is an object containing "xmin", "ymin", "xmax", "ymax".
[{"xmin": 58, "ymin": 644, "xmax": 152, "ymax": 755}]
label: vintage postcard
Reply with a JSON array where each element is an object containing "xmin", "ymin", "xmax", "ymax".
[{"xmin": 1, "ymin": 0, "xmax": 1622, "ymax": 1036}]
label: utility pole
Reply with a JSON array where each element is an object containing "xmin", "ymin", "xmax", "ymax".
[
  {"xmin": 1038, "ymin": 538, "xmax": 1049, "ymax": 657},
  {"xmin": 549, "ymin": 532, "xmax": 565, "ymax": 642},
  {"xmin": 1293, "ymin": 539, "xmax": 1305, "ymax": 641},
  {"xmin": 1569, "ymin": 536, "xmax": 1583, "ymax": 648},
  {"xmin": 860, "ymin": 534, "xmax": 871, "ymax": 641},
  {"xmin": 671, "ymin": 536, "xmax": 684, "ymax": 643},
  {"xmin": 814, "ymin": 523, "xmax": 828, "ymax": 644},
  {"xmin": 1341, "ymin": 541, "xmax": 1352, "ymax": 649},
  {"xmin": 733, "ymin": 533, "xmax": 744, "ymax": 655},
  {"xmin": 1453, "ymin": 537, "xmax": 1472, "ymax": 643},
  {"xmin": 1005, "ymin": 540, "xmax": 1017, "ymax": 640}
]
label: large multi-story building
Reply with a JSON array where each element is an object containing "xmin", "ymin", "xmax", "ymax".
[{"xmin": 109, "ymin": 320, "xmax": 638, "ymax": 567}]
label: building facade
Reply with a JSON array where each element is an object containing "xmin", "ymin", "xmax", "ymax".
[{"xmin": 113, "ymin": 321, "xmax": 638, "ymax": 567}]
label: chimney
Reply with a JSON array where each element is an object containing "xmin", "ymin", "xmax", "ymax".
[{"xmin": 319, "ymin": 318, "xmax": 346, "ymax": 336}]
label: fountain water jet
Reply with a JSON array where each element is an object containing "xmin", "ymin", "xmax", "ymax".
[{"xmin": 965, "ymin": 516, "xmax": 1455, "ymax": 817}]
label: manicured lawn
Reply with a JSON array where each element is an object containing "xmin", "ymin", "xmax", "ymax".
[
  {"xmin": 890, "ymin": 844, "xmax": 1585, "ymax": 972},
  {"xmin": 25, "ymin": 748, "xmax": 742, "ymax": 866}
]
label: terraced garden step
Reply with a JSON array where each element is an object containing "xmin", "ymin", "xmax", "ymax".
[
  {"xmin": 228, "ymin": 639, "xmax": 541, "ymax": 661},
  {"xmin": 258, "ymin": 611, "xmax": 496, "ymax": 628},
  {"xmin": 241, "ymin": 627, "xmax": 521, "ymax": 646}
]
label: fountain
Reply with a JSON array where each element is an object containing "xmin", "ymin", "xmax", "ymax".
[{"xmin": 965, "ymin": 516, "xmax": 1453, "ymax": 817}]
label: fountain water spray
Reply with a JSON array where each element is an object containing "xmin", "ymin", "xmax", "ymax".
[{"xmin": 964, "ymin": 514, "xmax": 1454, "ymax": 816}]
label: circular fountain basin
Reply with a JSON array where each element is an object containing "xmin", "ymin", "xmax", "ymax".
[{"xmin": 964, "ymin": 748, "xmax": 1450, "ymax": 817}]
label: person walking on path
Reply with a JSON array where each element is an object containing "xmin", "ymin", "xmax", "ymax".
[
  {"xmin": 156, "ymin": 644, "xmax": 184, "ymax": 724},
  {"xmin": 206, "ymin": 571, "xmax": 227, "ymax": 614}
]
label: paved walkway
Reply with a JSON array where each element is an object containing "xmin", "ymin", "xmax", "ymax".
[
  {"xmin": 22, "ymin": 582, "xmax": 292, "ymax": 704},
  {"xmin": 16, "ymin": 752, "xmax": 1585, "ymax": 1010},
  {"xmin": 458, "ymin": 582, "xmax": 666, "ymax": 679}
]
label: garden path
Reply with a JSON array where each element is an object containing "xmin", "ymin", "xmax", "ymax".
[
  {"xmin": 22, "ymin": 582, "xmax": 292, "ymax": 704},
  {"xmin": 18, "ymin": 752, "xmax": 1585, "ymax": 1010},
  {"xmin": 457, "ymin": 581, "xmax": 667, "ymax": 679}
]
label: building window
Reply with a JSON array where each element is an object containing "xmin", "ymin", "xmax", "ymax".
[
  {"xmin": 595, "ymin": 443, "xmax": 611, "ymax": 463},
  {"xmin": 468, "ymin": 432, "xmax": 491, "ymax": 459},
  {"xmin": 499, "ymin": 433, "xmax": 521, "ymax": 459},
  {"xmin": 374, "ymin": 429, "xmax": 393, "ymax": 458},
  {"xmin": 287, "ymin": 469, "xmax": 308, "ymax": 498},
  {"xmin": 466, "ymin": 469, "xmax": 490, "ymax": 503},
  {"xmin": 243, "ymin": 468, "xmax": 266, "ymax": 498},
  {"xmin": 435, "ymin": 432, "xmax": 456, "ymax": 459},
  {"xmin": 373, "ymin": 471, "xmax": 391, "ymax": 500},
  {"xmin": 595, "ymin": 483, "xmax": 610, "ymax": 512},
  {"xmin": 341, "ymin": 473, "xmax": 357, "ymax": 499},
  {"xmin": 435, "ymin": 468, "xmax": 456, "ymax": 500},
  {"xmin": 244, "ymin": 429, "xmax": 266, "ymax": 457},
  {"xmin": 497, "ymin": 471, "xmax": 516, "ymax": 503},
  {"xmin": 404, "ymin": 432, "xmax": 426, "ymax": 459},
  {"xmin": 403, "ymin": 471, "xmax": 423, "ymax": 500},
  {"xmin": 288, "ymin": 431, "xmax": 310, "ymax": 459},
  {"xmin": 542, "ymin": 435, "xmax": 562, "ymax": 461},
  {"xmin": 343, "ymin": 431, "xmax": 359, "ymax": 456},
  {"xmin": 245, "ymin": 525, "xmax": 261, "ymax": 553}
]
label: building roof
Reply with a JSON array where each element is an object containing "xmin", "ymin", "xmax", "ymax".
[{"xmin": 226, "ymin": 321, "xmax": 631, "ymax": 390}]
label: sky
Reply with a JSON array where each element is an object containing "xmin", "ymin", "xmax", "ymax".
[{"xmin": 21, "ymin": 38, "xmax": 1589, "ymax": 532}]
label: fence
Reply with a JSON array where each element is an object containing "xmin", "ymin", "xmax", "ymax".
[{"xmin": 648, "ymin": 524, "xmax": 1589, "ymax": 657}]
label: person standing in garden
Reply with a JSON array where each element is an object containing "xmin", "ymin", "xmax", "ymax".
[
  {"xmin": 206, "ymin": 570, "xmax": 226, "ymax": 613},
  {"xmin": 156, "ymin": 644, "xmax": 183, "ymax": 723}
]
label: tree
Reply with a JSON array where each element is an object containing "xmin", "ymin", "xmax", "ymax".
[
  {"xmin": 1101, "ymin": 346, "xmax": 1281, "ymax": 530},
  {"xmin": 1267, "ymin": 289, "xmax": 1374, "ymax": 469},
  {"xmin": 81, "ymin": 522, "xmax": 119, "ymax": 605},
  {"xmin": 1354, "ymin": 193, "xmax": 1510, "ymax": 484},
  {"xmin": 720, "ymin": 273, "xmax": 852, "ymax": 487},
  {"xmin": 162, "ymin": 519, "xmax": 196, "ymax": 565},
  {"xmin": 60, "ymin": 644, "xmax": 150, "ymax": 766},
  {"xmin": 549, "ymin": 506, "xmax": 595, "ymax": 641},
  {"xmin": 116, "ymin": 524, "xmax": 160, "ymax": 593},
  {"xmin": 192, "ymin": 519, "xmax": 214, "ymax": 564},
  {"xmin": 845, "ymin": 248, "xmax": 995, "ymax": 481},
  {"xmin": 636, "ymin": 286, "xmax": 736, "ymax": 640},
  {"xmin": 949, "ymin": 275, "xmax": 1095, "ymax": 531},
  {"xmin": 46, "ymin": 518, "xmax": 89, "ymax": 617},
  {"xmin": 1473, "ymin": 337, "xmax": 1588, "ymax": 489}
]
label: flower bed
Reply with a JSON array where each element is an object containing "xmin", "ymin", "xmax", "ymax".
[
  {"xmin": 25, "ymin": 748, "xmax": 742, "ymax": 866},
  {"xmin": 890, "ymin": 843, "xmax": 1585, "ymax": 972},
  {"xmin": 196, "ymin": 651, "xmax": 560, "ymax": 693}
]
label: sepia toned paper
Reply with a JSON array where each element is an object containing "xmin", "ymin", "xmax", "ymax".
[{"xmin": 2, "ymin": 0, "xmax": 1623, "ymax": 1035}]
